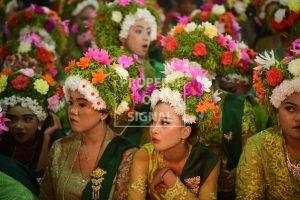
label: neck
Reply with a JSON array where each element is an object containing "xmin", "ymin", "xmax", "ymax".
[
  {"xmin": 81, "ymin": 121, "xmax": 107, "ymax": 146},
  {"xmin": 163, "ymin": 142, "xmax": 189, "ymax": 163},
  {"xmin": 284, "ymin": 134, "xmax": 300, "ymax": 158}
]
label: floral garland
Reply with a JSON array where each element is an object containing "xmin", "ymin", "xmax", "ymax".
[
  {"xmin": 254, "ymin": 0, "xmax": 300, "ymax": 32},
  {"xmin": 72, "ymin": 0, "xmax": 99, "ymax": 16},
  {"xmin": 161, "ymin": 21, "xmax": 256, "ymax": 78},
  {"xmin": 253, "ymin": 39, "xmax": 300, "ymax": 115},
  {"xmin": 63, "ymin": 48, "xmax": 144, "ymax": 120},
  {"xmin": 151, "ymin": 58, "xmax": 221, "ymax": 140},
  {"xmin": 94, "ymin": 0, "xmax": 161, "ymax": 49},
  {"xmin": 0, "ymin": 106, "xmax": 10, "ymax": 132},
  {"xmin": 187, "ymin": 3, "xmax": 241, "ymax": 41},
  {"xmin": 0, "ymin": 69, "xmax": 65, "ymax": 121}
]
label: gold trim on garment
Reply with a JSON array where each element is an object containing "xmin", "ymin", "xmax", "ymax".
[{"xmin": 90, "ymin": 168, "xmax": 106, "ymax": 200}]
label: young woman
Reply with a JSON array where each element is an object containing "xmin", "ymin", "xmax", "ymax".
[
  {"xmin": 0, "ymin": 69, "xmax": 64, "ymax": 176},
  {"xmin": 128, "ymin": 58, "xmax": 221, "ymax": 199},
  {"xmin": 236, "ymin": 50, "xmax": 300, "ymax": 199},
  {"xmin": 40, "ymin": 48, "xmax": 140, "ymax": 200}
]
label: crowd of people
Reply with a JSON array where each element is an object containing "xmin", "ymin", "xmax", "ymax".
[{"xmin": 0, "ymin": 0, "xmax": 299, "ymax": 199}]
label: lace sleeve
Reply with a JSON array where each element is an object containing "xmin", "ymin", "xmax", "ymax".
[
  {"xmin": 112, "ymin": 147, "xmax": 138, "ymax": 200},
  {"xmin": 236, "ymin": 138, "xmax": 266, "ymax": 200},
  {"xmin": 128, "ymin": 148, "xmax": 149, "ymax": 200}
]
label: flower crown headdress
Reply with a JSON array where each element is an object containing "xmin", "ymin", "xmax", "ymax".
[
  {"xmin": 254, "ymin": 0, "xmax": 300, "ymax": 32},
  {"xmin": 93, "ymin": 0, "xmax": 161, "ymax": 49},
  {"xmin": 187, "ymin": 3, "xmax": 241, "ymax": 41},
  {"xmin": 151, "ymin": 58, "xmax": 221, "ymax": 139},
  {"xmin": 161, "ymin": 22, "xmax": 255, "ymax": 79},
  {"xmin": 63, "ymin": 47, "xmax": 145, "ymax": 120},
  {"xmin": 2, "ymin": 5, "xmax": 68, "ymax": 77},
  {"xmin": 0, "ymin": 69, "xmax": 65, "ymax": 121},
  {"xmin": 253, "ymin": 39, "xmax": 300, "ymax": 116}
]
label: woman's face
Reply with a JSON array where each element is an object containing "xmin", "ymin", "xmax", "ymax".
[
  {"xmin": 67, "ymin": 90, "xmax": 105, "ymax": 133},
  {"xmin": 122, "ymin": 18, "xmax": 151, "ymax": 58},
  {"xmin": 279, "ymin": 92, "xmax": 300, "ymax": 140},
  {"xmin": 6, "ymin": 105, "xmax": 39, "ymax": 143},
  {"xmin": 150, "ymin": 102, "xmax": 190, "ymax": 151}
]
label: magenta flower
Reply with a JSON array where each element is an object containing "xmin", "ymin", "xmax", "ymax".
[
  {"xmin": 61, "ymin": 20, "xmax": 70, "ymax": 35},
  {"xmin": 71, "ymin": 23, "xmax": 79, "ymax": 34},
  {"xmin": 0, "ymin": 111, "xmax": 10, "ymax": 132},
  {"xmin": 84, "ymin": 48, "xmax": 111, "ymax": 65},
  {"xmin": 177, "ymin": 15, "xmax": 190, "ymax": 24},
  {"xmin": 241, "ymin": 49, "xmax": 250, "ymax": 62},
  {"xmin": 200, "ymin": 3, "xmax": 213, "ymax": 11},
  {"xmin": 290, "ymin": 39, "xmax": 300, "ymax": 55},
  {"xmin": 171, "ymin": 58, "xmax": 190, "ymax": 73},
  {"xmin": 45, "ymin": 18, "xmax": 57, "ymax": 32},
  {"xmin": 130, "ymin": 78, "xmax": 144, "ymax": 104},
  {"xmin": 228, "ymin": 40, "xmax": 235, "ymax": 52},
  {"xmin": 218, "ymin": 33, "xmax": 227, "ymax": 47},
  {"xmin": 118, "ymin": 55, "xmax": 133, "ymax": 68},
  {"xmin": 184, "ymin": 80, "xmax": 203, "ymax": 99},
  {"xmin": 189, "ymin": 67, "xmax": 207, "ymax": 79},
  {"xmin": 134, "ymin": 0, "xmax": 146, "ymax": 6},
  {"xmin": 34, "ymin": 5, "xmax": 45, "ymax": 15},
  {"xmin": 90, "ymin": 11, "xmax": 97, "ymax": 18},
  {"xmin": 119, "ymin": 0, "xmax": 131, "ymax": 7}
]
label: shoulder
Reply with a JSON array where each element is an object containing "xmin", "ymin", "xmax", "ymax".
[{"xmin": 132, "ymin": 143, "xmax": 153, "ymax": 165}]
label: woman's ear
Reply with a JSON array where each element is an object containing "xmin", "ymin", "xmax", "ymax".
[
  {"xmin": 181, "ymin": 126, "xmax": 191, "ymax": 140},
  {"xmin": 120, "ymin": 37, "xmax": 126, "ymax": 45},
  {"xmin": 99, "ymin": 112, "xmax": 109, "ymax": 121}
]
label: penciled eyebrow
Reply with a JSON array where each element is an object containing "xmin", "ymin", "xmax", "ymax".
[{"xmin": 284, "ymin": 102, "xmax": 297, "ymax": 106}]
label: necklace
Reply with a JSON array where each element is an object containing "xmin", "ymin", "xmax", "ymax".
[{"xmin": 286, "ymin": 152, "xmax": 300, "ymax": 181}]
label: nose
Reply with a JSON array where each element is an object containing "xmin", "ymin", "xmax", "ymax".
[
  {"xmin": 294, "ymin": 112, "xmax": 300, "ymax": 122},
  {"xmin": 150, "ymin": 122, "xmax": 159, "ymax": 135},
  {"xmin": 69, "ymin": 105, "xmax": 78, "ymax": 116},
  {"xmin": 15, "ymin": 120, "xmax": 25, "ymax": 130}
]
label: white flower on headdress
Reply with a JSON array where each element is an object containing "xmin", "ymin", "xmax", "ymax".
[
  {"xmin": 164, "ymin": 72, "xmax": 185, "ymax": 84},
  {"xmin": 5, "ymin": 0, "xmax": 18, "ymax": 13},
  {"xmin": 288, "ymin": 58, "xmax": 300, "ymax": 77},
  {"xmin": 234, "ymin": 1, "xmax": 246, "ymax": 14},
  {"xmin": 212, "ymin": 5, "xmax": 226, "ymax": 16},
  {"xmin": 214, "ymin": 21, "xmax": 225, "ymax": 34},
  {"xmin": 184, "ymin": 22, "xmax": 197, "ymax": 33},
  {"xmin": 0, "ymin": 96, "xmax": 47, "ymax": 121},
  {"xmin": 274, "ymin": 8, "xmax": 286, "ymax": 23},
  {"xmin": 119, "ymin": 8, "xmax": 157, "ymax": 41},
  {"xmin": 254, "ymin": 50, "xmax": 277, "ymax": 69},
  {"xmin": 92, "ymin": 97, "xmax": 106, "ymax": 110},
  {"xmin": 270, "ymin": 77, "xmax": 300, "ymax": 108},
  {"xmin": 182, "ymin": 114, "xmax": 196, "ymax": 124},
  {"xmin": 190, "ymin": 9, "xmax": 200, "ymax": 18},
  {"xmin": 18, "ymin": 41, "xmax": 32, "ymax": 53},
  {"xmin": 115, "ymin": 101, "xmax": 130, "ymax": 115},
  {"xmin": 196, "ymin": 77, "xmax": 212, "ymax": 92},
  {"xmin": 213, "ymin": 90, "xmax": 222, "ymax": 104},
  {"xmin": 112, "ymin": 11, "xmax": 123, "ymax": 23},
  {"xmin": 72, "ymin": 0, "xmax": 99, "ymax": 16},
  {"xmin": 115, "ymin": 66, "xmax": 129, "ymax": 80}
]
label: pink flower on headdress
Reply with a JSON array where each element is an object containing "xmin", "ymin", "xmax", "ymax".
[
  {"xmin": 200, "ymin": 3, "xmax": 213, "ymax": 11},
  {"xmin": 48, "ymin": 94, "xmax": 60, "ymax": 112},
  {"xmin": 177, "ymin": 15, "xmax": 190, "ymax": 24},
  {"xmin": 228, "ymin": 40, "xmax": 235, "ymax": 52},
  {"xmin": 134, "ymin": 0, "xmax": 146, "ymax": 6},
  {"xmin": 61, "ymin": 20, "xmax": 70, "ymax": 35},
  {"xmin": 189, "ymin": 67, "xmax": 207, "ymax": 79},
  {"xmin": 0, "ymin": 111, "xmax": 10, "ymax": 132},
  {"xmin": 71, "ymin": 23, "xmax": 79, "ymax": 34},
  {"xmin": 218, "ymin": 33, "xmax": 227, "ymax": 47},
  {"xmin": 19, "ymin": 68, "xmax": 35, "ymax": 77},
  {"xmin": 290, "ymin": 39, "xmax": 300, "ymax": 55},
  {"xmin": 119, "ymin": 0, "xmax": 131, "ymax": 7},
  {"xmin": 118, "ymin": 55, "xmax": 133, "ymax": 68},
  {"xmin": 84, "ymin": 48, "xmax": 111, "ymax": 65},
  {"xmin": 184, "ymin": 80, "xmax": 204, "ymax": 99},
  {"xmin": 130, "ymin": 78, "xmax": 144, "ymax": 104},
  {"xmin": 90, "ymin": 11, "xmax": 97, "ymax": 18}
]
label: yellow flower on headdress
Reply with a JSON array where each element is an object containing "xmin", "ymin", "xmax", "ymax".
[
  {"xmin": 34, "ymin": 79, "xmax": 49, "ymax": 95},
  {"xmin": 288, "ymin": 58, "xmax": 300, "ymax": 77},
  {"xmin": 287, "ymin": 0, "xmax": 300, "ymax": 12},
  {"xmin": 0, "ymin": 75, "xmax": 8, "ymax": 93},
  {"xmin": 203, "ymin": 22, "xmax": 218, "ymax": 39}
]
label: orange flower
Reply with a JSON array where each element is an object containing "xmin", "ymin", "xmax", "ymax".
[
  {"xmin": 65, "ymin": 60, "xmax": 76, "ymax": 73},
  {"xmin": 173, "ymin": 24, "xmax": 186, "ymax": 34},
  {"xmin": 253, "ymin": 69, "xmax": 265, "ymax": 102},
  {"xmin": 1, "ymin": 68, "xmax": 12, "ymax": 75},
  {"xmin": 196, "ymin": 99, "xmax": 216, "ymax": 114},
  {"xmin": 42, "ymin": 74, "xmax": 56, "ymax": 86},
  {"xmin": 76, "ymin": 57, "xmax": 90, "ymax": 70},
  {"xmin": 92, "ymin": 69, "xmax": 108, "ymax": 84}
]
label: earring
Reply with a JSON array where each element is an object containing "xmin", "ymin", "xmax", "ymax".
[
  {"xmin": 38, "ymin": 126, "xmax": 42, "ymax": 131},
  {"xmin": 181, "ymin": 139, "xmax": 185, "ymax": 144}
]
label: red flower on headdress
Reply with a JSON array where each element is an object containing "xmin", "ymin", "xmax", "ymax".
[
  {"xmin": 24, "ymin": 10, "xmax": 34, "ymax": 20},
  {"xmin": 199, "ymin": 11, "xmax": 211, "ymax": 21},
  {"xmin": 221, "ymin": 51, "xmax": 232, "ymax": 65},
  {"xmin": 160, "ymin": 35, "xmax": 179, "ymax": 52},
  {"xmin": 266, "ymin": 67, "xmax": 282, "ymax": 87},
  {"xmin": 11, "ymin": 75, "xmax": 30, "ymax": 90},
  {"xmin": 193, "ymin": 43, "xmax": 207, "ymax": 56},
  {"xmin": 56, "ymin": 86, "xmax": 64, "ymax": 98},
  {"xmin": 35, "ymin": 48, "xmax": 54, "ymax": 63}
]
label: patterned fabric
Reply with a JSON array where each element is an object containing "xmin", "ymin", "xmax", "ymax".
[
  {"xmin": 241, "ymin": 100, "xmax": 257, "ymax": 136},
  {"xmin": 128, "ymin": 143, "xmax": 218, "ymax": 200},
  {"xmin": 39, "ymin": 129, "xmax": 136, "ymax": 200},
  {"xmin": 236, "ymin": 126, "xmax": 300, "ymax": 200}
]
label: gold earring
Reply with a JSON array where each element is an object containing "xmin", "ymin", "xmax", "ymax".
[
  {"xmin": 38, "ymin": 126, "xmax": 42, "ymax": 131},
  {"xmin": 181, "ymin": 139, "xmax": 185, "ymax": 144}
]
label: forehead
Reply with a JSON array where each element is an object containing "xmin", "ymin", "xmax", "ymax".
[
  {"xmin": 152, "ymin": 103, "xmax": 179, "ymax": 119},
  {"xmin": 69, "ymin": 90, "xmax": 87, "ymax": 100},
  {"xmin": 283, "ymin": 92, "xmax": 300, "ymax": 105},
  {"xmin": 133, "ymin": 18, "xmax": 151, "ymax": 29},
  {"xmin": 7, "ymin": 105, "xmax": 34, "ymax": 116}
]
